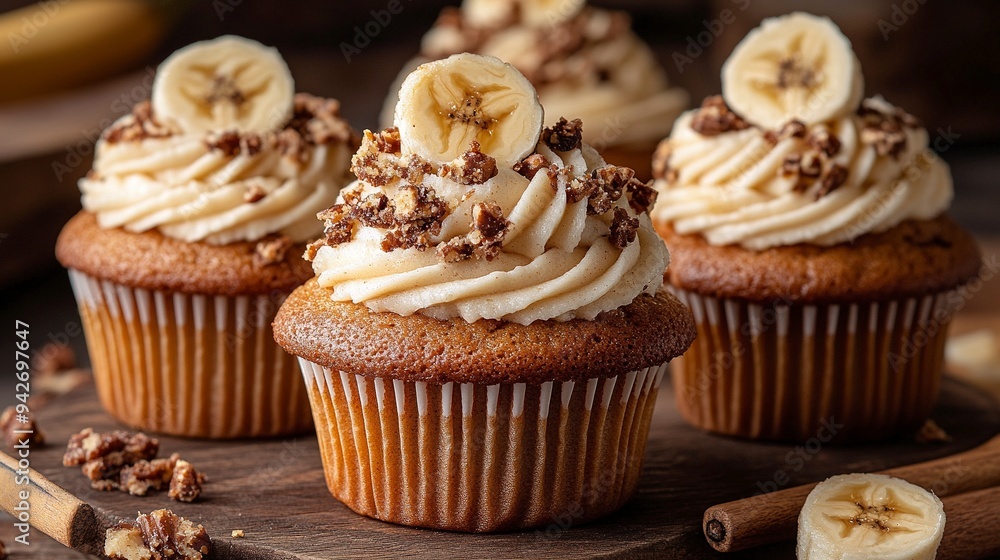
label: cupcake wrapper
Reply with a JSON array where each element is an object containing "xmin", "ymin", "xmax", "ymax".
[
  {"xmin": 68, "ymin": 269, "xmax": 312, "ymax": 438},
  {"xmin": 297, "ymin": 358, "xmax": 667, "ymax": 532},
  {"xmin": 668, "ymin": 287, "xmax": 962, "ymax": 442}
]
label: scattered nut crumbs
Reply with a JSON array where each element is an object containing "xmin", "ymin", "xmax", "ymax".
[
  {"xmin": 231, "ymin": 530, "xmax": 245, "ymax": 539},
  {"xmin": 437, "ymin": 202, "xmax": 510, "ymax": 263},
  {"xmin": 689, "ymin": 96, "xmax": 750, "ymax": 136},
  {"xmin": 63, "ymin": 428, "xmax": 204, "ymax": 502},
  {"xmin": 254, "ymin": 234, "xmax": 293, "ymax": 266},
  {"xmin": 567, "ymin": 165, "xmax": 633, "ymax": 215},
  {"xmin": 513, "ymin": 153, "xmax": 552, "ymax": 180},
  {"xmin": 104, "ymin": 509, "xmax": 211, "ymax": 560},
  {"xmin": 915, "ymin": 419, "xmax": 951, "ymax": 444},
  {"xmin": 609, "ymin": 207, "xmax": 640, "ymax": 249},
  {"xmin": 0, "ymin": 406, "xmax": 44, "ymax": 449}
]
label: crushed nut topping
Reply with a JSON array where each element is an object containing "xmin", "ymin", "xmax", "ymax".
[
  {"xmin": 105, "ymin": 509, "xmax": 212, "ymax": 560},
  {"xmin": 351, "ymin": 128, "xmax": 432, "ymax": 187},
  {"xmin": 441, "ymin": 141, "xmax": 498, "ymax": 185},
  {"xmin": 254, "ymin": 234, "xmax": 293, "ymax": 266},
  {"xmin": 437, "ymin": 202, "xmax": 510, "ymax": 263},
  {"xmin": 0, "ymin": 406, "xmax": 44, "ymax": 449},
  {"xmin": 102, "ymin": 101, "xmax": 174, "ymax": 143},
  {"xmin": 858, "ymin": 99, "xmax": 920, "ymax": 159},
  {"xmin": 205, "ymin": 130, "xmax": 263, "ymax": 157},
  {"xmin": 651, "ymin": 140, "xmax": 677, "ymax": 183},
  {"xmin": 169, "ymin": 459, "xmax": 203, "ymax": 503},
  {"xmin": 609, "ymin": 207, "xmax": 640, "ymax": 248},
  {"xmin": 816, "ymin": 163, "xmax": 849, "ymax": 198},
  {"xmin": 514, "ymin": 153, "xmax": 552, "ymax": 180},
  {"xmin": 567, "ymin": 165, "xmax": 633, "ymax": 215},
  {"xmin": 288, "ymin": 93, "xmax": 357, "ymax": 145},
  {"xmin": 625, "ymin": 178, "xmax": 658, "ymax": 215},
  {"xmin": 243, "ymin": 183, "xmax": 267, "ymax": 203},
  {"xmin": 807, "ymin": 126, "xmax": 841, "ymax": 156},
  {"xmin": 689, "ymin": 96, "xmax": 750, "ymax": 136},
  {"xmin": 541, "ymin": 117, "xmax": 584, "ymax": 152}
]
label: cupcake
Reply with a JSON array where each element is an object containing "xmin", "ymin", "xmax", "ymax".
[
  {"xmin": 651, "ymin": 13, "xmax": 981, "ymax": 442},
  {"xmin": 379, "ymin": 0, "xmax": 688, "ymax": 180},
  {"xmin": 273, "ymin": 53, "xmax": 695, "ymax": 532},
  {"xmin": 55, "ymin": 36, "xmax": 359, "ymax": 438}
]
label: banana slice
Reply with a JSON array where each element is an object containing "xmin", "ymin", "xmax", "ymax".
[
  {"xmin": 797, "ymin": 473, "xmax": 945, "ymax": 560},
  {"xmin": 721, "ymin": 12, "xmax": 864, "ymax": 129},
  {"xmin": 151, "ymin": 35, "xmax": 295, "ymax": 134},
  {"xmin": 463, "ymin": 0, "xmax": 585, "ymax": 28},
  {"xmin": 394, "ymin": 53, "xmax": 544, "ymax": 168}
]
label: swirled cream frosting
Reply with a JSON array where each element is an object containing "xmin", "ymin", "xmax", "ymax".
[
  {"xmin": 80, "ymin": 95, "xmax": 357, "ymax": 245},
  {"xmin": 308, "ymin": 119, "xmax": 668, "ymax": 325},
  {"xmin": 382, "ymin": 6, "xmax": 687, "ymax": 149},
  {"xmin": 652, "ymin": 96, "xmax": 952, "ymax": 250}
]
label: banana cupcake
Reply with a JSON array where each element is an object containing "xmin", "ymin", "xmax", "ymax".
[
  {"xmin": 651, "ymin": 13, "xmax": 981, "ymax": 442},
  {"xmin": 379, "ymin": 0, "xmax": 688, "ymax": 179},
  {"xmin": 55, "ymin": 36, "xmax": 358, "ymax": 438},
  {"xmin": 274, "ymin": 53, "xmax": 695, "ymax": 532}
]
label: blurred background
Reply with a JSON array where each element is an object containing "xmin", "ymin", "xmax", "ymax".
[{"xmin": 0, "ymin": 0, "xmax": 998, "ymax": 402}]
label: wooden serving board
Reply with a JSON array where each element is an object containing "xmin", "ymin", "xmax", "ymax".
[{"xmin": 3, "ymin": 375, "xmax": 998, "ymax": 559}]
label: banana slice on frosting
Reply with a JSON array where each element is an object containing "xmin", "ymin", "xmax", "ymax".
[
  {"xmin": 798, "ymin": 473, "xmax": 946, "ymax": 560},
  {"xmin": 394, "ymin": 53, "xmax": 544, "ymax": 168},
  {"xmin": 151, "ymin": 35, "xmax": 295, "ymax": 134},
  {"xmin": 722, "ymin": 12, "xmax": 864, "ymax": 129}
]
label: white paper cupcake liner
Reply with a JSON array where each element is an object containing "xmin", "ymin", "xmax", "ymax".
[
  {"xmin": 297, "ymin": 358, "xmax": 667, "ymax": 532},
  {"xmin": 68, "ymin": 269, "xmax": 312, "ymax": 438},
  {"xmin": 667, "ymin": 286, "xmax": 962, "ymax": 441}
]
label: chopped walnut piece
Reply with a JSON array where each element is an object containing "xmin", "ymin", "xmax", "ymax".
[
  {"xmin": 779, "ymin": 120, "xmax": 807, "ymax": 139},
  {"xmin": 231, "ymin": 530, "xmax": 245, "ymax": 538},
  {"xmin": 0, "ymin": 406, "xmax": 44, "ymax": 449},
  {"xmin": 514, "ymin": 153, "xmax": 552, "ymax": 180},
  {"xmin": 609, "ymin": 207, "xmax": 640, "ymax": 248},
  {"xmin": 31, "ymin": 342, "xmax": 76, "ymax": 374},
  {"xmin": 81, "ymin": 436, "xmax": 160, "ymax": 482},
  {"xmin": 64, "ymin": 429, "xmax": 157, "ymax": 467},
  {"xmin": 570, "ymin": 165, "xmax": 634, "ymax": 215},
  {"xmin": 807, "ymin": 127, "xmax": 841, "ymax": 156},
  {"xmin": 289, "ymin": 93, "xmax": 357, "ymax": 145},
  {"xmin": 441, "ymin": 141, "xmax": 498, "ymax": 185},
  {"xmin": 816, "ymin": 164, "xmax": 849, "ymax": 198},
  {"xmin": 651, "ymin": 140, "xmax": 674, "ymax": 182},
  {"xmin": 168, "ymin": 459, "xmax": 203, "ymax": 503},
  {"xmin": 352, "ymin": 128, "xmax": 406, "ymax": 188},
  {"xmin": 106, "ymin": 510, "xmax": 212, "ymax": 560},
  {"xmin": 254, "ymin": 235, "xmax": 293, "ymax": 266},
  {"xmin": 689, "ymin": 96, "xmax": 750, "ymax": 136},
  {"xmin": 437, "ymin": 202, "xmax": 510, "ymax": 263},
  {"xmin": 857, "ymin": 99, "xmax": 919, "ymax": 159},
  {"xmin": 243, "ymin": 184, "xmax": 267, "ymax": 203},
  {"xmin": 205, "ymin": 131, "xmax": 264, "ymax": 157},
  {"xmin": 915, "ymin": 419, "xmax": 951, "ymax": 443},
  {"xmin": 120, "ymin": 454, "xmax": 179, "ymax": 497},
  {"xmin": 625, "ymin": 179, "xmax": 658, "ymax": 215},
  {"xmin": 91, "ymin": 479, "xmax": 119, "ymax": 492},
  {"xmin": 541, "ymin": 117, "xmax": 584, "ymax": 152},
  {"xmin": 102, "ymin": 101, "xmax": 173, "ymax": 143}
]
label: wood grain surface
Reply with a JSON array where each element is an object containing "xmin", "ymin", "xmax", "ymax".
[{"xmin": 1, "ymin": 375, "xmax": 996, "ymax": 559}]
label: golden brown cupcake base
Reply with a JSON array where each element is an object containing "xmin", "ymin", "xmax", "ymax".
[
  {"xmin": 274, "ymin": 279, "xmax": 695, "ymax": 384},
  {"xmin": 656, "ymin": 216, "xmax": 981, "ymax": 304},
  {"xmin": 71, "ymin": 270, "xmax": 312, "ymax": 438}
]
